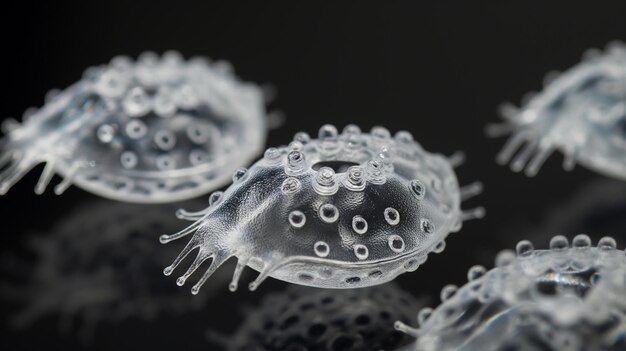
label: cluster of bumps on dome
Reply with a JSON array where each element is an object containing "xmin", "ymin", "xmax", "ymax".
[
  {"xmin": 0, "ymin": 51, "xmax": 269, "ymax": 203},
  {"xmin": 160, "ymin": 124, "xmax": 484, "ymax": 293},
  {"xmin": 396, "ymin": 235, "xmax": 626, "ymax": 351}
]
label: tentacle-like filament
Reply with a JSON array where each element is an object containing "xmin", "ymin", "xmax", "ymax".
[
  {"xmin": 461, "ymin": 207, "xmax": 486, "ymax": 221},
  {"xmin": 175, "ymin": 207, "xmax": 209, "ymax": 221},
  {"xmin": 460, "ymin": 181, "xmax": 483, "ymax": 201},
  {"xmin": 228, "ymin": 257, "xmax": 249, "ymax": 292},
  {"xmin": 159, "ymin": 220, "xmax": 203, "ymax": 244},
  {"xmin": 191, "ymin": 251, "xmax": 231, "ymax": 295},
  {"xmin": 394, "ymin": 321, "xmax": 420, "ymax": 338},
  {"xmin": 248, "ymin": 260, "xmax": 281, "ymax": 292},
  {"xmin": 447, "ymin": 151, "xmax": 466, "ymax": 168},
  {"xmin": 0, "ymin": 152, "xmax": 38, "ymax": 195}
]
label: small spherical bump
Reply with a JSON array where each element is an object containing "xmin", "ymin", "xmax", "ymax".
[
  {"xmin": 314, "ymin": 241, "xmax": 330, "ymax": 258},
  {"xmin": 440, "ymin": 284, "xmax": 458, "ymax": 301},
  {"xmin": 598, "ymin": 236, "xmax": 617, "ymax": 250},
  {"xmin": 371, "ymin": 126, "xmax": 391, "ymax": 140},
  {"xmin": 209, "ymin": 191, "xmax": 223, "ymax": 206},
  {"xmin": 176, "ymin": 277, "xmax": 186, "ymax": 286},
  {"xmin": 352, "ymin": 216, "xmax": 368, "ymax": 234},
  {"xmin": 394, "ymin": 130, "xmax": 414, "ymax": 144},
  {"xmin": 388, "ymin": 235, "xmax": 405, "ymax": 253},
  {"xmin": 286, "ymin": 150, "xmax": 306, "ymax": 175},
  {"xmin": 353, "ymin": 244, "xmax": 369, "ymax": 260},
  {"xmin": 343, "ymin": 166, "xmax": 366, "ymax": 191},
  {"xmin": 313, "ymin": 167, "xmax": 338, "ymax": 195},
  {"xmin": 123, "ymin": 86, "xmax": 151, "ymax": 117},
  {"xmin": 186, "ymin": 124, "xmax": 211, "ymax": 144},
  {"xmin": 319, "ymin": 204, "xmax": 339, "ymax": 223},
  {"xmin": 97, "ymin": 124, "xmax": 115, "ymax": 143},
  {"xmin": 495, "ymin": 249, "xmax": 516, "ymax": 267},
  {"xmin": 467, "ymin": 265, "xmax": 486, "ymax": 281},
  {"xmin": 153, "ymin": 87, "xmax": 177, "ymax": 117},
  {"xmin": 156, "ymin": 155, "xmax": 176, "ymax": 170},
  {"xmin": 154, "ymin": 130, "xmax": 177, "ymax": 151},
  {"xmin": 318, "ymin": 124, "xmax": 338, "ymax": 140},
  {"xmin": 293, "ymin": 131, "xmax": 311, "ymax": 144},
  {"xmin": 366, "ymin": 159, "xmax": 386, "ymax": 185},
  {"xmin": 189, "ymin": 149, "xmax": 210, "ymax": 165},
  {"xmin": 232, "ymin": 168, "xmax": 248, "ymax": 183},
  {"xmin": 417, "ymin": 307, "xmax": 433, "ymax": 325},
  {"xmin": 288, "ymin": 141, "xmax": 303, "ymax": 151},
  {"xmin": 572, "ymin": 234, "xmax": 592, "ymax": 248},
  {"xmin": 191, "ymin": 286, "xmax": 200, "ymax": 295},
  {"xmin": 264, "ymin": 147, "xmax": 281, "ymax": 163},
  {"xmin": 288, "ymin": 210, "xmax": 306, "ymax": 228},
  {"xmin": 516, "ymin": 240, "xmax": 534, "ymax": 257},
  {"xmin": 281, "ymin": 177, "xmax": 302, "ymax": 195},
  {"xmin": 342, "ymin": 124, "xmax": 361, "ymax": 135},
  {"xmin": 549, "ymin": 235, "xmax": 570, "ymax": 251},
  {"xmin": 410, "ymin": 179, "xmax": 425, "ymax": 199},
  {"xmin": 125, "ymin": 119, "xmax": 148, "ymax": 139},
  {"xmin": 384, "ymin": 207, "xmax": 400, "ymax": 226},
  {"xmin": 163, "ymin": 265, "xmax": 173, "ymax": 276},
  {"xmin": 433, "ymin": 240, "xmax": 446, "ymax": 253},
  {"xmin": 420, "ymin": 218, "xmax": 434, "ymax": 234},
  {"xmin": 120, "ymin": 151, "xmax": 138, "ymax": 169}
]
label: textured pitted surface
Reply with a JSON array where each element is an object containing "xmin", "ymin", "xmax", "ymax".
[
  {"xmin": 396, "ymin": 235, "xmax": 626, "ymax": 351},
  {"xmin": 487, "ymin": 41, "xmax": 626, "ymax": 179},
  {"xmin": 0, "ymin": 51, "xmax": 268, "ymax": 202},
  {"xmin": 214, "ymin": 283, "xmax": 428, "ymax": 351},
  {"xmin": 160, "ymin": 124, "xmax": 483, "ymax": 293}
]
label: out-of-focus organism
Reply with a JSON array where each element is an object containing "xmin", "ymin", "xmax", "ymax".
[
  {"xmin": 160, "ymin": 124, "xmax": 484, "ymax": 293},
  {"xmin": 396, "ymin": 235, "xmax": 626, "ymax": 351},
  {"xmin": 487, "ymin": 41, "xmax": 626, "ymax": 179},
  {"xmin": 210, "ymin": 283, "xmax": 428, "ymax": 351},
  {"xmin": 0, "ymin": 199, "xmax": 229, "ymax": 340},
  {"xmin": 0, "ymin": 51, "xmax": 273, "ymax": 203}
]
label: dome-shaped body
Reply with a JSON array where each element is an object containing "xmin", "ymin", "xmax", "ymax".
[
  {"xmin": 487, "ymin": 41, "xmax": 626, "ymax": 179},
  {"xmin": 0, "ymin": 199, "xmax": 229, "ymax": 340},
  {"xmin": 0, "ymin": 51, "xmax": 270, "ymax": 203},
  {"xmin": 396, "ymin": 235, "xmax": 626, "ymax": 351},
  {"xmin": 212, "ymin": 283, "xmax": 428, "ymax": 351},
  {"xmin": 160, "ymin": 124, "xmax": 484, "ymax": 293}
]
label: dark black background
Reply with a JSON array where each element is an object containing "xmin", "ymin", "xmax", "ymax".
[{"xmin": 1, "ymin": 1, "xmax": 625, "ymax": 350}]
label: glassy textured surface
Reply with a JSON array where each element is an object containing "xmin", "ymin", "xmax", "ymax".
[
  {"xmin": 160, "ymin": 124, "xmax": 484, "ymax": 293},
  {"xmin": 487, "ymin": 41, "xmax": 626, "ymax": 180},
  {"xmin": 396, "ymin": 235, "xmax": 626, "ymax": 351},
  {"xmin": 0, "ymin": 52, "xmax": 269, "ymax": 203}
]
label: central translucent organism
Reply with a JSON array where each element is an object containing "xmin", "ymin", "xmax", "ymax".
[{"xmin": 160, "ymin": 124, "xmax": 483, "ymax": 293}]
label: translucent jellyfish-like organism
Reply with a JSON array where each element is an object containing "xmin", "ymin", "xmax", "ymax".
[
  {"xmin": 487, "ymin": 41, "xmax": 626, "ymax": 179},
  {"xmin": 0, "ymin": 51, "xmax": 271, "ymax": 202},
  {"xmin": 0, "ymin": 199, "xmax": 229, "ymax": 341},
  {"xmin": 160, "ymin": 124, "xmax": 484, "ymax": 293},
  {"xmin": 395, "ymin": 235, "xmax": 626, "ymax": 351},
  {"xmin": 210, "ymin": 283, "xmax": 429, "ymax": 351}
]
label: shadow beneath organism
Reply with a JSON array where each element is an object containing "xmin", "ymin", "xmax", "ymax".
[
  {"xmin": 498, "ymin": 176, "xmax": 626, "ymax": 248},
  {"xmin": 0, "ymin": 198, "xmax": 231, "ymax": 342},
  {"xmin": 208, "ymin": 282, "xmax": 429, "ymax": 351}
]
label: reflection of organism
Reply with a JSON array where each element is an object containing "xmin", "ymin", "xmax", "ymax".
[
  {"xmin": 0, "ymin": 199, "xmax": 230, "ymax": 340},
  {"xmin": 487, "ymin": 41, "xmax": 626, "ymax": 180},
  {"xmin": 210, "ymin": 283, "xmax": 429, "ymax": 351},
  {"xmin": 0, "ymin": 51, "xmax": 273, "ymax": 203},
  {"xmin": 512, "ymin": 178, "xmax": 626, "ymax": 246},
  {"xmin": 160, "ymin": 124, "xmax": 484, "ymax": 294},
  {"xmin": 396, "ymin": 235, "xmax": 626, "ymax": 351}
]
